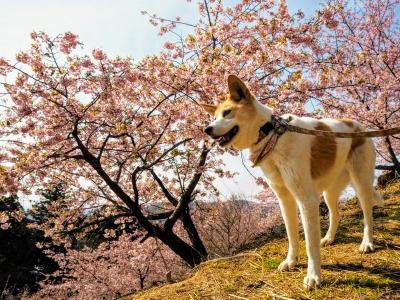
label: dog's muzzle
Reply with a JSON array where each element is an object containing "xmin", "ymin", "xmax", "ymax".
[
  {"xmin": 204, "ymin": 126, "xmax": 213, "ymax": 135},
  {"xmin": 204, "ymin": 125, "xmax": 239, "ymax": 146}
]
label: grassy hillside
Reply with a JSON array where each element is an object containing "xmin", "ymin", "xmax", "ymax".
[{"xmin": 125, "ymin": 181, "xmax": 400, "ymax": 300}]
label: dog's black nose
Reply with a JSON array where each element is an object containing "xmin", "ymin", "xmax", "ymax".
[{"xmin": 204, "ymin": 126, "xmax": 213, "ymax": 135}]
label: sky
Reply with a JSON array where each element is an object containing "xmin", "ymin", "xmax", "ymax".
[{"xmin": 0, "ymin": 0, "xmax": 322, "ymax": 200}]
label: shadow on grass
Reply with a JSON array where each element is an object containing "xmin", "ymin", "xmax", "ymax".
[
  {"xmin": 323, "ymin": 263, "xmax": 400, "ymax": 282},
  {"xmin": 332, "ymin": 232, "xmax": 400, "ymax": 250},
  {"xmin": 324, "ymin": 203, "xmax": 399, "ymax": 248},
  {"xmin": 327, "ymin": 277, "xmax": 400, "ymax": 291}
]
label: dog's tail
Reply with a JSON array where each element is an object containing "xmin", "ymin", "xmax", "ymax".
[{"xmin": 371, "ymin": 190, "xmax": 384, "ymax": 207}]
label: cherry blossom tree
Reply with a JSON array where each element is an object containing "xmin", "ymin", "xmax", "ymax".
[
  {"xmin": 303, "ymin": 0, "xmax": 400, "ymax": 172},
  {"xmin": 145, "ymin": 0, "xmax": 399, "ymax": 170},
  {"xmin": 0, "ymin": 0, "xmax": 320, "ymax": 270},
  {"xmin": 0, "ymin": 29, "xmax": 215, "ymax": 267}
]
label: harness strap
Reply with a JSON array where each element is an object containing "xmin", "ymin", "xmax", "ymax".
[
  {"xmin": 250, "ymin": 114, "xmax": 400, "ymax": 167},
  {"xmin": 250, "ymin": 115, "xmax": 290, "ymax": 166}
]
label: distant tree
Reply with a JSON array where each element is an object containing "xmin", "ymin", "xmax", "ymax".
[
  {"xmin": 30, "ymin": 183, "xmax": 65, "ymax": 225},
  {"xmin": 195, "ymin": 194, "xmax": 282, "ymax": 256},
  {"xmin": 0, "ymin": 195, "xmax": 58, "ymax": 296}
]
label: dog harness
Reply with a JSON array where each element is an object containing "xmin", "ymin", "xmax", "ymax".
[
  {"xmin": 248, "ymin": 110, "xmax": 400, "ymax": 166},
  {"xmin": 249, "ymin": 115, "xmax": 291, "ymax": 167}
]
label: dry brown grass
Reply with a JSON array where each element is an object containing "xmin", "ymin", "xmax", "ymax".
[{"xmin": 124, "ymin": 181, "xmax": 400, "ymax": 300}]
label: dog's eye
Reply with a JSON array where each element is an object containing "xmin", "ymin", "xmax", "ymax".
[{"xmin": 222, "ymin": 109, "xmax": 232, "ymax": 118}]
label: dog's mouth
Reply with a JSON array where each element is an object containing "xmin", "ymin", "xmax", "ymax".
[{"xmin": 213, "ymin": 125, "xmax": 239, "ymax": 146}]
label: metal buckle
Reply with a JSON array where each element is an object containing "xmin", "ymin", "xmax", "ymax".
[{"xmin": 274, "ymin": 117, "xmax": 288, "ymax": 135}]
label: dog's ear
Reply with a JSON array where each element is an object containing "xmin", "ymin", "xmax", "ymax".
[
  {"xmin": 200, "ymin": 103, "xmax": 217, "ymax": 115},
  {"xmin": 227, "ymin": 75, "xmax": 251, "ymax": 102}
]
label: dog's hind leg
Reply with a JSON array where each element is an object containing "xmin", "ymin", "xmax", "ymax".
[
  {"xmin": 271, "ymin": 185, "xmax": 299, "ymax": 272},
  {"xmin": 349, "ymin": 174, "xmax": 378, "ymax": 252},
  {"xmin": 348, "ymin": 140, "xmax": 382, "ymax": 253},
  {"xmin": 321, "ymin": 171, "xmax": 350, "ymax": 246}
]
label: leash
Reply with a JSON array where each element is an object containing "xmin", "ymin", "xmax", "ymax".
[
  {"xmin": 285, "ymin": 122, "xmax": 400, "ymax": 138},
  {"xmin": 250, "ymin": 115, "xmax": 400, "ymax": 167}
]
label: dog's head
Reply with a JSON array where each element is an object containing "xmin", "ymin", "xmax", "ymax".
[{"xmin": 202, "ymin": 75, "xmax": 271, "ymax": 150}]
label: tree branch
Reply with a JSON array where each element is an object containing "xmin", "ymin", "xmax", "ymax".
[
  {"xmin": 141, "ymin": 138, "xmax": 192, "ymax": 170},
  {"xmin": 71, "ymin": 121, "xmax": 155, "ymax": 235},
  {"xmin": 164, "ymin": 144, "xmax": 209, "ymax": 230},
  {"xmin": 64, "ymin": 213, "xmax": 132, "ymax": 234},
  {"xmin": 150, "ymin": 169, "xmax": 178, "ymax": 206},
  {"xmin": 147, "ymin": 210, "xmax": 174, "ymax": 220},
  {"xmin": 375, "ymin": 165, "xmax": 396, "ymax": 170}
]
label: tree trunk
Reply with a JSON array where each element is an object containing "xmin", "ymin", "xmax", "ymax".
[
  {"xmin": 384, "ymin": 136, "xmax": 400, "ymax": 173},
  {"xmin": 139, "ymin": 274, "xmax": 145, "ymax": 290},
  {"xmin": 181, "ymin": 209, "xmax": 208, "ymax": 259},
  {"xmin": 154, "ymin": 226, "xmax": 204, "ymax": 267}
]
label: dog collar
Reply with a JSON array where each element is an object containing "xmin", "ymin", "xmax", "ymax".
[
  {"xmin": 250, "ymin": 115, "xmax": 291, "ymax": 166},
  {"xmin": 259, "ymin": 121, "xmax": 275, "ymax": 139},
  {"xmin": 255, "ymin": 115, "xmax": 280, "ymax": 144}
]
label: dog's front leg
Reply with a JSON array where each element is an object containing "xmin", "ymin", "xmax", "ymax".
[
  {"xmin": 297, "ymin": 195, "xmax": 321, "ymax": 290},
  {"xmin": 272, "ymin": 185, "xmax": 299, "ymax": 271},
  {"xmin": 284, "ymin": 178, "xmax": 321, "ymax": 290}
]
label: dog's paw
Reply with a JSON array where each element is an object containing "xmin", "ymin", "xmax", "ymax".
[
  {"xmin": 320, "ymin": 236, "xmax": 334, "ymax": 247},
  {"xmin": 359, "ymin": 241, "xmax": 375, "ymax": 253},
  {"xmin": 303, "ymin": 274, "xmax": 321, "ymax": 291},
  {"xmin": 278, "ymin": 258, "xmax": 297, "ymax": 272}
]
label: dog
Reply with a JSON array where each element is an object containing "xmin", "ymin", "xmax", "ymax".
[{"xmin": 201, "ymin": 75, "xmax": 383, "ymax": 290}]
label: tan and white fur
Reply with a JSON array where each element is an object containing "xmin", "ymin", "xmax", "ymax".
[{"xmin": 202, "ymin": 75, "xmax": 383, "ymax": 290}]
